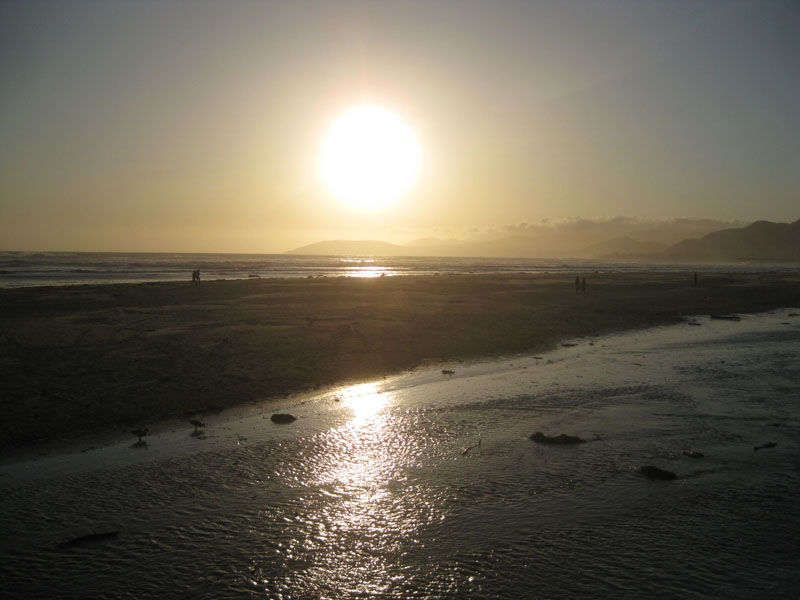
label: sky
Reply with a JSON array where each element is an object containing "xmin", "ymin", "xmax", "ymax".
[{"xmin": 1, "ymin": 0, "xmax": 798, "ymax": 253}]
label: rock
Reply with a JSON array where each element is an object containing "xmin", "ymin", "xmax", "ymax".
[
  {"xmin": 753, "ymin": 442, "xmax": 777, "ymax": 451},
  {"xmin": 639, "ymin": 465, "xmax": 677, "ymax": 481},
  {"xmin": 682, "ymin": 450, "xmax": 704, "ymax": 459},
  {"xmin": 270, "ymin": 413, "xmax": 297, "ymax": 424},
  {"xmin": 441, "ymin": 369, "xmax": 455, "ymax": 375},
  {"xmin": 529, "ymin": 431, "xmax": 586, "ymax": 445}
]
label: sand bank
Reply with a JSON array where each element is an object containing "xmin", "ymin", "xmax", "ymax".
[{"xmin": 1, "ymin": 271, "xmax": 798, "ymax": 449}]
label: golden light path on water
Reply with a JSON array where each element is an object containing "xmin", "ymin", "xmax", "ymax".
[
  {"xmin": 340, "ymin": 382, "xmax": 389, "ymax": 424},
  {"xmin": 344, "ymin": 266, "xmax": 393, "ymax": 278},
  {"xmin": 258, "ymin": 381, "xmax": 445, "ymax": 597},
  {"xmin": 339, "ymin": 258, "xmax": 394, "ymax": 278}
]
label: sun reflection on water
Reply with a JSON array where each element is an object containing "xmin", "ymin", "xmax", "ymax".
[
  {"xmin": 250, "ymin": 381, "xmax": 446, "ymax": 596},
  {"xmin": 340, "ymin": 382, "xmax": 389, "ymax": 424},
  {"xmin": 294, "ymin": 382, "xmax": 426, "ymax": 592},
  {"xmin": 344, "ymin": 266, "xmax": 394, "ymax": 278}
]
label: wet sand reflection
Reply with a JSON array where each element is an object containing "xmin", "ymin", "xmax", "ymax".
[{"xmin": 253, "ymin": 382, "xmax": 443, "ymax": 596}]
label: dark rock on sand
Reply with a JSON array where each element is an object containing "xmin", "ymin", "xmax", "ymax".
[
  {"xmin": 441, "ymin": 369, "xmax": 455, "ymax": 375},
  {"xmin": 58, "ymin": 531, "xmax": 119, "ymax": 549},
  {"xmin": 753, "ymin": 442, "xmax": 777, "ymax": 451},
  {"xmin": 271, "ymin": 413, "xmax": 297, "ymax": 424},
  {"xmin": 682, "ymin": 450, "xmax": 704, "ymax": 459},
  {"xmin": 639, "ymin": 465, "xmax": 678, "ymax": 480},
  {"xmin": 529, "ymin": 431, "xmax": 586, "ymax": 445}
]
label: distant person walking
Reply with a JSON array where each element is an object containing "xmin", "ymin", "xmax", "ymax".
[
  {"xmin": 192, "ymin": 269, "xmax": 201, "ymax": 283},
  {"xmin": 693, "ymin": 272, "xmax": 698, "ymax": 287},
  {"xmin": 575, "ymin": 276, "xmax": 580, "ymax": 293},
  {"xmin": 581, "ymin": 277, "xmax": 587, "ymax": 294}
]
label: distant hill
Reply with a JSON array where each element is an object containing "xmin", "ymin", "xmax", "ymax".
[
  {"xmin": 286, "ymin": 236, "xmax": 671, "ymax": 259},
  {"xmin": 659, "ymin": 219, "xmax": 800, "ymax": 262},
  {"xmin": 284, "ymin": 218, "xmax": 798, "ymax": 261}
]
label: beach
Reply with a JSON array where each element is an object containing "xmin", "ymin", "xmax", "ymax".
[
  {"xmin": 1, "ymin": 306, "xmax": 799, "ymax": 598},
  {"xmin": 1, "ymin": 271, "xmax": 798, "ymax": 449}
]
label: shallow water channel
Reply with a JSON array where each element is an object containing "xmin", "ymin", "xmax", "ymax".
[{"xmin": 2, "ymin": 310, "xmax": 799, "ymax": 598}]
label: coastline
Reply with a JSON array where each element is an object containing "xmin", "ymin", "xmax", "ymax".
[{"xmin": 2, "ymin": 271, "xmax": 799, "ymax": 450}]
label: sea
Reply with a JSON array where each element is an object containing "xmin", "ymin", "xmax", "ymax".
[
  {"xmin": 1, "ymin": 251, "xmax": 798, "ymax": 288},
  {"xmin": 1, "ymin": 310, "xmax": 799, "ymax": 598}
]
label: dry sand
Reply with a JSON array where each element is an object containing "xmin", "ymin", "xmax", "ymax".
[{"xmin": 1, "ymin": 271, "xmax": 798, "ymax": 449}]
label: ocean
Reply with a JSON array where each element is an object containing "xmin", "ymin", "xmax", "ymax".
[
  {"xmin": 1, "ymin": 310, "xmax": 798, "ymax": 598},
  {"xmin": 1, "ymin": 251, "xmax": 797, "ymax": 288}
]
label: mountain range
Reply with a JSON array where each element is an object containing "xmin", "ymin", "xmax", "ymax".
[
  {"xmin": 659, "ymin": 219, "xmax": 800, "ymax": 261},
  {"xmin": 286, "ymin": 219, "xmax": 800, "ymax": 262}
]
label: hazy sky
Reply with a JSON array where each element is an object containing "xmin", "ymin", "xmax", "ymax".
[{"xmin": 2, "ymin": 0, "xmax": 798, "ymax": 252}]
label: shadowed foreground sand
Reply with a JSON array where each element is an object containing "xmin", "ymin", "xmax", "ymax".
[{"xmin": 1, "ymin": 271, "xmax": 798, "ymax": 449}]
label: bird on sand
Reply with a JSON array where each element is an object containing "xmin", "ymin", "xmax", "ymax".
[{"xmin": 189, "ymin": 420, "xmax": 205, "ymax": 432}]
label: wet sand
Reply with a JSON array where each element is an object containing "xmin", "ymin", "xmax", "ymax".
[
  {"xmin": 2, "ymin": 309, "xmax": 799, "ymax": 598},
  {"xmin": 1, "ymin": 271, "xmax": 798, "ymax": 449}
]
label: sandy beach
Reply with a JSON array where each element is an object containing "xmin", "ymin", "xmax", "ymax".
[
  {"xmin": 1, "ymin": 271, "xmax": 798, "ymax": 449},
  {"xmin": 2, "ymin": 305, "xmax": 799, "ymax": 598}
]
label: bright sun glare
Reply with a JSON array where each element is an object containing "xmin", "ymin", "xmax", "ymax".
[{"xmin": 319, "ymin": 106, "xmax": 420, "ymax": 210}]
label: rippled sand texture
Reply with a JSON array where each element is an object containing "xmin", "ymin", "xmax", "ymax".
[{"xmin": 1, "ymin": 311, "xmax": 799, "ymax": 598}]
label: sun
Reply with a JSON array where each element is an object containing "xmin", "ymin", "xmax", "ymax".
[{"xmin": 319, "ymin": 106, "xmax": 420, "ymax": 210}]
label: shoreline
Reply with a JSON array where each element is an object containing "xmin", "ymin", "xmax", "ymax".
[
  {"xmin": 2, "ymin": 271, "xmax": 799, "ymax": 452},
  {"xmin": 3, "ymin": 306, "xmax": 796, "ymax": 477}
]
